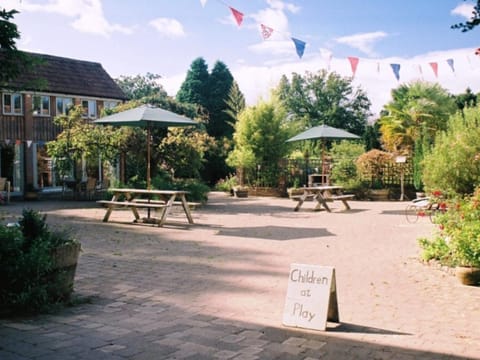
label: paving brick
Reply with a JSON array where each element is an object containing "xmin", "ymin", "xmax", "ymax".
[{"xmin": 0, "ymin": 195, "xmax": 478, "ymax": 360}]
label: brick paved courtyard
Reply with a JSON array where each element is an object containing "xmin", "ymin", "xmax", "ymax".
[{"xmin": 0, "ymin": 192, "xmax": 479, "ymax": 359}]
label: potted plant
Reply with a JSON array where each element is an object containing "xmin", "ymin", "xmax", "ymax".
[
  {"xmin": 233, "ymin": 185, "xmax": 249, "ymax": 198},
  {"xmin": 419, "ymin": 189, "xmax": 480, "ymax": 286},
  {"xmin": 0, "ymin": 209, "xmax": 81, "ymax": 314}
]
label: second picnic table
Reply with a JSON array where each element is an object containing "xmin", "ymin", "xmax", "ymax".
[
  {"xmin": 97, "ymin": 188, "xmax": 194, "ymax": 226},
  {"xmin": 291, "ymin": 185, "xmax": 354, "ymax": 212}
]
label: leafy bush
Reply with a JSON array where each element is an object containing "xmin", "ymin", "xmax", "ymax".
[
  {"xmin": 423, "ymin": 107, "xmax": 480, "ymax": 195},
  {"xmin": 215, "ymin": 174, "xmax": 239, "ymax": 192},
  {"xmin": 330, "ymin": 140, "xmax": 365, "ymax": 189},
  {"xmin": 356, "ymin": 149, "xmax": 393, "ymax": 188},
  {"xmin": 419, "ymin": 188, "xmax": 480, "ymax": 268},
  {"xmin": 0, "ymin": 209, "xmax": 79, "ymax": 314}
]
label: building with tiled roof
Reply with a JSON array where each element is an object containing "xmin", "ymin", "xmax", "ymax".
[{"xmin": 0, "ymin": 51, "xmax": 127, "ymax": 197}]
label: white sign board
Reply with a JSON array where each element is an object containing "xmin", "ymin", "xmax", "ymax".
[{"xmin": 282, "ymin": 263, "xmax": 339, "ymax": 331}]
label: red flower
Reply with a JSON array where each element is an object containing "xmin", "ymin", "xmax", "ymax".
[{"xmin": 432, "ymin": 190, "xmax": 442, "ymax": 197}]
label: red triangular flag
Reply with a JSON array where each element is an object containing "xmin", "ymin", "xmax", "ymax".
[
  {"xmin": 229, "ymin": 7, "xmax": 243, "ymax": 27},
  {"xmin": 429, "ymin": 62, "xmax": 438, "ymax": 78},
  {"xmin": 347, "ymin": 57, "xmax": 359, "ymax": 78},
  {"xmin": 260, "ymin": 24, "xmax": 273, "ymax": 40}
]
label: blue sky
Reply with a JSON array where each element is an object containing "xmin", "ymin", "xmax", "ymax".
[{"xmin": 3, "ymin": 0, "xmax": 480, "ymax": 116}]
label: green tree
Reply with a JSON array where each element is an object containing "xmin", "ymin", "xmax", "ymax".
[
  {"xmin": 454, "ymin": 87, "xmax": 477, "ymax": 112},
  {"xmin": 115, "ymin": 73, "xmax": 167, "ymax": 100},
  {"xmin": 224, "ymin": 80, "xmax": 246, "ymax": 126},
  {"xmin": 47, "ymin": 106, "xmax": 125, "ymax": 180},
  {"xmin": 275, "ymin": 70, "xmax": 371, "ymax": 136},
  {"xmin": 176, "ymin": 57, "xmax": 210, "ymax": 108},
  {"xmin": 451, "ymin": 0, "xmax": 480, "ymax": 32},
  {"xmin": 0, "ymin": 8, "xmax": 35, "ymax": 85},
  {"xmin": 379, "ymin": 81, "xmax": 456, "ymax": 154},
  {"xmin": 206, "ymin": 61, "xmax": 235, "ymax": 138},
  {"xmin": 227, "ymin": 98, "xmax": 289, "ymax": 186},
  {"xmin": 423, "ymin": 107, "xmax": 480, "ymax": 195}
]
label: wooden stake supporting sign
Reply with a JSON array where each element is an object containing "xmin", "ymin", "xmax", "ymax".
[{"xmin": 283, "ymin": 263, "xmax": 339, "ymax": 331}]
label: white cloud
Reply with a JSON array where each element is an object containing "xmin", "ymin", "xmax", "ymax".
[
  {"xmin": 4, "ymin": 0, "xmax": 133, "ymax": 37},
  {"xmin": 162, "ymin": 47, "xmax": 480, "ymax": 120},
  {"xmin": 451, "ymin": 3, "xmax": 475, "ymax": 19},
  {"xmin": 149, "ymin": 18, "xmax": 186, "ymax": 38},
  {"xmin": 335, "ymin": 31, "xmax": 388, "ymax": 57},
  {"xmin": 245, "ymin": 0, "xmax": 302, "ymax": 56}
]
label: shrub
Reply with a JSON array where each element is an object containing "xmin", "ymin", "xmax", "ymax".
[
  {"xmin": 356, "ymin": 149, "xmax": 393, "ymax": 188},
  {"xmin": 418, "ymin": 188, "xmax": 480, "ymax": 268},
  {"xmin": 0, "ymin": 209, "xmax": 79, "ymax": 314},
  {"xmin": 423, "ymin": 107, "xmax": 480, "ymax": 196}
]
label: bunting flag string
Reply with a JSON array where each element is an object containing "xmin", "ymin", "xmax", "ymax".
[
  {"xmin": 201, "ymin": 0, "xmax": 480, "ymax": 80},
  {"xmin": 229, "ymin": 7, "xmax": 244, "ymax": 27},
  {"xmin": 260, "ymin": 24, "xmax": 274, "ymax": 40},
  {"xmin": 429, "ymin": 62, "xmax": 438, "ymax": 78},
  {"xmin": 390, "ymin": 63, "xmax": 401, "ymax": 81},
  {"xmin": 447, "ymin": 58, "xmax": 455, "ymax": 73},
  {"xmin": 348, "ymin": 56, "xmax": 359, "ymax": 78},
  {"xmin": 291, "ymin": 38, "xmax": 306, "ymax": 59}
]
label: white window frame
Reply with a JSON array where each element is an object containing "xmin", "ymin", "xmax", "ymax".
[
  {"xmin": 32, "ymin": 95, "xmax": 50, "ymax": 116},
  {"xmin": 56, "ymin": 97, "xmax": 73, "ymax": 115},
  {"xmin": 81, "ymin": 99, "xmax": 97, "ymax": 118},
  {"xmin": 2, "ymin": 93, "xmax": 23, "ymax": 115},
  {"xmin": 104, "ymin": 100, "xmax": 119, "ymax": 110}
]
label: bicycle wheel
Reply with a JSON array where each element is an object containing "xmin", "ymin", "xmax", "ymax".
[{"xmin": 405, "ymin": 204, "xmax": 420, "ymax": 223}]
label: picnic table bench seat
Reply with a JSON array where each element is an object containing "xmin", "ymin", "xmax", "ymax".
[
  {"xmin": 130, "ymin": 198, "xmax": 201, "ymax": 208},
  {"xmin": 328, "ymin": 194, "xmax": 355, "ymax": 200},
  {"xmin": 290, "ymin": 194, "xmax": 316, "ymax": 201},
  {"xmin": 96, "ymin": 200, "xmax": 168, "ymax": 210}
]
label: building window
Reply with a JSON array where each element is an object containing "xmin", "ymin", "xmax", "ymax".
[
  {"xmin": 32, "ymin": 95, "xmax": 50, "ymax": 116},
  {"xmin": 2, "ymin": 93, "xmax": 23, "ymax": 115},
  {"xmin": 56, "ymin": 97, "xmax": 73, "ymax": 115},
  {"xmin": 104, "ymin": 100, "xmax": 119, "ymax": 110},
  {"xmin": 81, "ymin": 99, "xmax": 97, "ymax": 118}
]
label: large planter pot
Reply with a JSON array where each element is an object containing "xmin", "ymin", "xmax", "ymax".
[
  {"xmin": 369, "ymin": 188, "xmax": 389, "ymax": 201},
  {"xmin": 455, "ymin": 266, "xmax": 480, "ymax": 286},
  {"xmin": 234, "ymin": 189, "xmax": 249, "ymax": 198},
  {"xmin": 48, "ymin": 242, "xmax": 81, "ymax": 299}
]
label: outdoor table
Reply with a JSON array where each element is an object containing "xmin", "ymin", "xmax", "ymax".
[
  {"xmin": 292, "ymin": 185, "xmax": 354, "ymax": 212},
  {"xmin": 97, "ymin": 188, "xmax": 194, "ymax": 226}
]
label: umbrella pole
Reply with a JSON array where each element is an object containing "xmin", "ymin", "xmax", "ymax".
[{"xmin": 147, "ymin": 126, "xmax": 151, "ymax": 190}]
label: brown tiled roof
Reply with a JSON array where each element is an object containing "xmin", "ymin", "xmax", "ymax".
[{"xmin": 1, "ymin": 51, "xmax": 127, "ymax": 100}]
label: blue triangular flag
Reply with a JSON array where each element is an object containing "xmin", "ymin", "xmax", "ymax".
[
  {"xmin": 390, "ymin": 63, "xmax": 400, "ymax": 81},
  {"xmin": 446, "ymin": 58, "xmax": 455, "ymax": 73},
  {"xmin": 291, "ymin": 37, "xmax": 306, "ymax": 59}
]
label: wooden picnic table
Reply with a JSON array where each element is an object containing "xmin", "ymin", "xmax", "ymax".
[
  {"xmin": 97, "ymin": 188, "xmax": 194, "ymax": 227},
  {"xmin": 291, "ymin": 185, "xmax": 354, "ymax": 212}
]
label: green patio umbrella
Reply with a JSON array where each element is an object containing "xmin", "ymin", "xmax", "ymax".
[
  {"xmin": 286, "ymin": 124, "xmax": 360, "ymax": 175},
  {"xmin": 94, "ymin": 104, "xmax": 197, "ymax": 188}
]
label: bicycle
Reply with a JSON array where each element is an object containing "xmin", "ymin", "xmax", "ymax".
[{"xmin": 405, "ymin": 197, "xmax": 447, "ymax": 223}]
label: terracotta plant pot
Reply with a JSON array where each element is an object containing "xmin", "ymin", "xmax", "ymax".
[{"xmin": 455, "ymin": 266, "xmax": 480, "ymax": 286}]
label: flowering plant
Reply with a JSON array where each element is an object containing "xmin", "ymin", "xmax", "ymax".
[{"xmin": 419, "ymin": 188, "xmax": 480, "ymax": 268}]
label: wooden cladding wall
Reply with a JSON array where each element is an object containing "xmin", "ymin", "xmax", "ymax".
[
  {"xmin": 0, "ymin": 116, "xmax": 24, "ymax": 141},
  {"xmin": 0, "ymin": 117, "xmax": 60, "ymax": 142},
  {"xmin": 32, "ymin": 116, "xmax": 61, "ymax": 141}
]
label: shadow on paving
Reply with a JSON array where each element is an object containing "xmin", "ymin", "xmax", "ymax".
[
  {"xmin": 0, "ymin": 197, "xmax": 476, "ymax": 359},
  {"xmin": 216, "ymin": 225, "xmax": 334, "ymax": 241},
  {"xmin": 0, "ymin": 293, "xmax": 468, "ymax": 360}
]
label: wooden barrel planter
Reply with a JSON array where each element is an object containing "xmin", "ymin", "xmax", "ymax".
[{"xmin": 48, "ymin": 242, "xmax": 81, "ymax": 300}]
